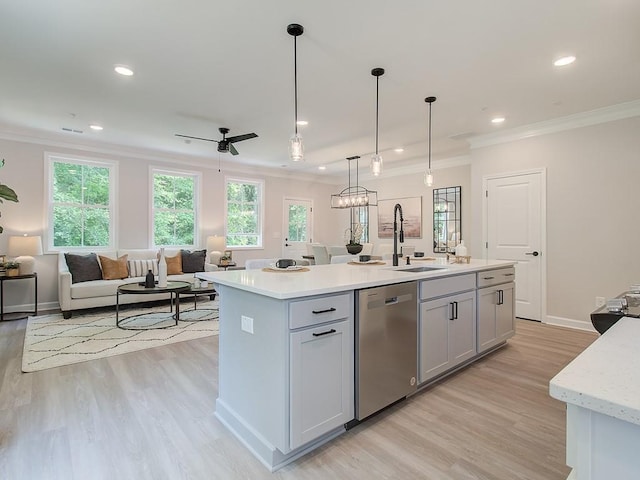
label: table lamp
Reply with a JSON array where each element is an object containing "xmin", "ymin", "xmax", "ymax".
[
  {"xmin": 206, "ymin": 235, "xmax": 226, "ymax": 264},
  {"xmin": 7, "ymin": 234, "xmax": 43, "ymax": 275}
]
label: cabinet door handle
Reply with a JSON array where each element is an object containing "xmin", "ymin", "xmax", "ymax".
[
  {"xmin": 312, "ymin": 328, "xmax": 336, "ymax": 337},
  {"xmin": 449, "ymin": 302, "xmax": 455, "ymax": 321},
  {"xmin": 454, "ymin": 301, "xmax": 458, "ymax": 320},
  {"xmin": 497, "ymin": 289, "xmax": 504, "ymax": 305},
  {"xmin": 312, "ymin": 307, "xmax": 336, "ymax": 314}
]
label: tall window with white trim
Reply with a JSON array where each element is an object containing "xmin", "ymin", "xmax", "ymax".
[
  {"xmin": 152, "ymin": 168, "xmax": 199, "ymax": 247},
  {"xmin": 225, "ymin": 178, "xmax": 263, "ymax": 248},
  {"xmin": 46, "ymin": 155, "xmax": 117, "ymax": 251}
]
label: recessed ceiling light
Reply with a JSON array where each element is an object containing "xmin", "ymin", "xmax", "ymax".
[
  {"xmin": 491, "ymin": 117, "xmax": 506, "ymax": 124},
  {"xmin": 554, "ymin": 56, "xmax": 576, "ymax": 67},
  {"xmin": 296, "ymin": 120, "xmax": 308, "ymax": 126},
  {"xmin": 114, "ymin": 65, "xmax": 134, "ymax": 76},
  {"xmin": 318, "ymin": 165, "xmax": 326, "ymax": 170},
  {"xmin": 394, "ymin": 148, "xmax": 404, "ymax": 153},
  {"xmin": 89, "ymin": 124, "xmax": 103, "ymax": 131}
]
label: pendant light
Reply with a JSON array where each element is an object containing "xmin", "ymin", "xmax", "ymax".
[
  {"xmin": 287, "ymin": 23, "xmax": 304, "ymax": 161},
  {"xmin": 330, "ymin": 156, "xmax": 378, "ymax": 209},
  {"xmin": 371, "ymin": 68, "xmax": 385, "ymax": 176},
  {"xmin": 424, "ymin": 96, "xmax": 437, "ymax": 187}
]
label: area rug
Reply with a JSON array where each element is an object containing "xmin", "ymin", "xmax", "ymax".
[{"xmin": 22, "ymin": 300, "xmax": 219, "ymax": 372}]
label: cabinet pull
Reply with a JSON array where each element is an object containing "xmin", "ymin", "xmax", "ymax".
[
  {"xmin": 312, "ymin": 328, "xmax": 336, "ymax": 337},
  {"xmin": 312, "ymin": 307, "xmax": 336, "ymax": 314},
  {"xmin": 483, "ymin": 276, "xmax": 495, "ymax": 280},
  {"xmin": 449, "ymin": 302, "xmax": 455, "ymax": 321},
  {"xmin": 497, "ymin": 289, "xmax": 504, "ymax": 305},
  {"xmin": 453, "ymin": 301, "xmax": 458, "ymax": 320},
  {"xmin": 503, "ymin": 273, "xmax": 514, "ymax": 277}
]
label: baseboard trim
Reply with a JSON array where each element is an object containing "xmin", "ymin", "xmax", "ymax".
[{"xmin": 545, "ymin": 315, "xmax": 597, "ymax": 333}]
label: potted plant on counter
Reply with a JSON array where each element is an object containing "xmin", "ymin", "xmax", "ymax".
[{"xmin": 344, "ymin": 223, "xmax": 364, "ymax": 255}]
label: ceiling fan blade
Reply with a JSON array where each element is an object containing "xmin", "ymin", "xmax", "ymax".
[
  {"xmin": 229, "ymin": 143, "xmax": 239, "ymax": 155},
  {"xmin": 175, "ymin": 133, "xmax": 219, "ymax": 143},
  {"xmin": 226, "ymin": 132, "xmax": 258, "ymax": 143}
]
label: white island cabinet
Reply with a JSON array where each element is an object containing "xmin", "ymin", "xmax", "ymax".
[
  {"xmin": 419, "ymin": 273, "xmax": 477, "ymax": 383},
  {"xmin": 477, "ymin": 267, "xmax": 515, "ymax": 353},
  {"xmin": 198, "ymin": 259, "xmax": 516, "ymax": 471},
  {"xmin": 550, "ymin": 317, "xmax": 640, "ymax": 480}
]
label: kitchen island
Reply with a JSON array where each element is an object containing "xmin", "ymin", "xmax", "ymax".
[
  {"xmin": 198, "ymin": 259, "xmax": 516, "ymax": 471},
  {"xmin": 550, "ymin": 317, "xmax": 640, "ymax": 479}
]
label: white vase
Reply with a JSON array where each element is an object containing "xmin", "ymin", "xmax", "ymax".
[{"xmin": 158, "ymin": 247, "xmax": 168, "ymax": 287}]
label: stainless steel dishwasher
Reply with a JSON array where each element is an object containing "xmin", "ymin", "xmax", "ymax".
[{"xmin": 355, "ymin": 281, "xmax": 418, "ymax": 421}]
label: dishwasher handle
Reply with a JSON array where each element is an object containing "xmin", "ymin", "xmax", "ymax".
[{"xmin": 367, "ymin": 292, "xmax": 414, "ymax": 310}]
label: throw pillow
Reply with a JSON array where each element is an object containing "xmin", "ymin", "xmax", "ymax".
[
  {"xmin": 99, "ymin": 254, "xmax": 129, "ymax": 280},
  {"xmin": 128, "ymin": 259, "xmax": 158, "ymax": 278},
  {"xmin": 64, "ymin": 253, "xmax": 103, "ymax": 284},
  {"xmin": 181, "ymin": 249, "xmax": 206, "ymax": 273},
  {"xmin": 158, "ymin": 251, "xmax": 183, "ymax": 275}
]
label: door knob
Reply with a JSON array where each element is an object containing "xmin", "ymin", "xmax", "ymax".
[{"xmin": 525, "ymin": 251, "xmax": 539, "ymax": 256}]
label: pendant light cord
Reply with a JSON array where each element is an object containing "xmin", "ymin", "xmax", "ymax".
[
  {"xmin": 375, "ymin": 75, "xmax": 379, "ymax": 155},
  {"xmin": 428, "ymin": 101, "xmax": 432, "ymax": 170},
  {"xmin": 294, "ymin": 35, "xmax": 298, "ymax": 136}
]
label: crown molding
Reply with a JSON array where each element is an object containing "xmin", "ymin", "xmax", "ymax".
[{"xmin": 468, "ymin": 99, "xmax": 640, "ymax": 150}]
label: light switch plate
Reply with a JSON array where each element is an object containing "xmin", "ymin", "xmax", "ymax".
[{"xmin": 241, "ymin": 315, "xmax": 254, "ymax": 334}]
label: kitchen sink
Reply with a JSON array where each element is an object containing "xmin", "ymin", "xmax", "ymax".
[{"xmin": 395, "ymin": 266, "xmax": 447, "ymax": 273}]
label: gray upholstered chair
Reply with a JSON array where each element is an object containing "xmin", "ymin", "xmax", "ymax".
[{"xmin": 311, "ymin": 245, "xmax": 330, "ymax": 265}]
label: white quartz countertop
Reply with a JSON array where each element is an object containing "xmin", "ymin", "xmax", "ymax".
[
  {"xmin": 197, "ymin": 258, "xmax": 514, "ymax": 299},
  {"xmin": 550, "ymin": 317, "xmax": 640, "ymax": 426}
]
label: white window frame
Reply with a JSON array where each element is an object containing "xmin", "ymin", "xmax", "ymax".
[
  {"xmin": 44, "ymin": 153, "xmax": 118, "ymax": 253},
  {"xmin": 224, "ymin": 176, "xmax": 264, "ymax": 250},
  {"xmin": 149, "ymin": 166, "xmax": 201, "ymax": 248}
]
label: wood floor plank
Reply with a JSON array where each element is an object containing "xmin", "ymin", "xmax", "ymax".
[{"xmin": 0, "ymin": 318, "xmax": 596, "ymax": 479}]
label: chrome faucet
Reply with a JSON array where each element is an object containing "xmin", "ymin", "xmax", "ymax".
[{"xmin": 393, "ymin": 203, "xmax": 405, "ymax": 266}]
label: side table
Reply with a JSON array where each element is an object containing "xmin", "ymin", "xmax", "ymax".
[{"xmin": 0, "ymin": 272, "xmax": 38, "ymax": 321}]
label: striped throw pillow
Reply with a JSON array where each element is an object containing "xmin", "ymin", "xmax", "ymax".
[{"xmin": 127, "ymin": 259, "xmax": 158, "ymax": 278}]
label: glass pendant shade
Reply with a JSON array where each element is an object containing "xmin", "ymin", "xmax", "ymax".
[
  {"xmin": 424, "ymin": 171, "xmax": 434, "ymax": 187},
  {"xmin": 289, "ymin": 133, "xmax": 304, "ymax": 162},
  {"xmin": 371, "ymin": 154, "xmax": 383, "ymax": 176}
]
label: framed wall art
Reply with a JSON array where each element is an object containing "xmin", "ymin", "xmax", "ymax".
[{"xmin": 377, "ymin": 196, "xmax": 422, "ymax": 238}]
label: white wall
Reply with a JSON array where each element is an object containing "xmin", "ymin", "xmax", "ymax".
[
  {"xmin": 470, "ymin": 116, "xmax": 640, "ymax": 327},
  {"xmin": 365, "ymin": 164, "xmax": 471, "ymax": 256},
  {"xmin": 0, "ymin": 137, "xmax": 341, "ymax": 312}
]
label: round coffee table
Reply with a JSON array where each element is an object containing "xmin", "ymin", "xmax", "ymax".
[
  {"xmin": 116, "ymin": 281, "xmax": 191, "ymax": 329},
  {"xmin": 179, "ymin": 284, "xmax": 217, "ymax": 310}
]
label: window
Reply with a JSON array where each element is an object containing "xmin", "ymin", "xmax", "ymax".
[
  {"xmin": 46, "ymin": 154, "xmax": 117, "ymax": 251},
  {"xmin": 152, "ymin": 168, "xmax": 200, "ymax": 247},
  {"xmin": 225, "ymin": 177, "xmax": 263, "ymax": 248}
]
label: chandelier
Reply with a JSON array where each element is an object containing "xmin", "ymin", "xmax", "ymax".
[{"xmin": 331, "ymin": 156, "xmax": 378, "ymax": 209}]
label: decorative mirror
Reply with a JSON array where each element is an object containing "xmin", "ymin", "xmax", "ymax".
[{"xmin": 433, "ymin": 186, "xmax": 461, "ymax": 253}]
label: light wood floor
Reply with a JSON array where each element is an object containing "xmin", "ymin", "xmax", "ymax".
[{"xmin": 0, "ymin": 318, "xmax": 596, "ymax": 479}]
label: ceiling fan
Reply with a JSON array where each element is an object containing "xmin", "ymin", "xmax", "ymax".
[{"xmin": 175, "ymin": 127, "xmax": 258, "ymax": 155}]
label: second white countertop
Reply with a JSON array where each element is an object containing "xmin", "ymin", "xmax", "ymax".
[
  {"xmin": 550, "ymin": 317, "xmax": 640, "ymax": 426},
  {"xmin": 197, "ymin": 258, "xmax": 514, "ymax": 299}
]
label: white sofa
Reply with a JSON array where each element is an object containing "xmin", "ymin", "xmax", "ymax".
[{"xmin": 58, "ymin": 248, "xmax": 219, "ymax": 318}]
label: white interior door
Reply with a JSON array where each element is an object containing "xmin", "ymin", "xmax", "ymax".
[
  {"xmin": 485, "ymin": 171, "xmax": 545, "ymax": 321},
  {"xmin": 283, "ymin": 198, "xmax": 313, "ymax": 259}
]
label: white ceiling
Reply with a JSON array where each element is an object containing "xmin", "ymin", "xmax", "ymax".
[{"xmin": 1, "ymin": 0, "xmax": 639, "ymax": 178}]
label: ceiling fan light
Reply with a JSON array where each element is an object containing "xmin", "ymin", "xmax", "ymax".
[
  {"xmin": 371, "ymin": 154, "xmax": 383, "ymax": 176},
  {"xmin": 289, "ymin": 133, "xmax": 304, "ymax": 161},
  {"xmin": 424, "ymin": 171, "xmax": 434, "ymax": 187}
]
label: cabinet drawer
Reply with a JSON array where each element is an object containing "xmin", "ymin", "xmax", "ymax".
[
  {"xmin": 289, "ymin": 293, "xmax": 351, "ymax": 329},
  {"xmin": 420, "ymin": 273, "xmax": 476, "ymax": 300},
  {"xmin": 477, "ymin": 267, "xmax": 516, "ymax": 288}
]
